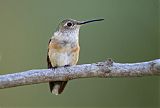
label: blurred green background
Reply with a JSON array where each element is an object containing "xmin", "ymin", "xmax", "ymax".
[{"xmin": 0, "ymin": 0, "xmax": 159, "ymax": 108}]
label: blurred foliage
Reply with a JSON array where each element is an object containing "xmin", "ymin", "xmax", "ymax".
[{"xmin": 0, "ymin": 0, "xmax": 159, "ymax": 108}]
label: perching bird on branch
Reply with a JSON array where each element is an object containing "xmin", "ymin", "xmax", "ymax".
[{"xmin": 47, "ymin": 18, "xmax": 104, "ymax": 95}]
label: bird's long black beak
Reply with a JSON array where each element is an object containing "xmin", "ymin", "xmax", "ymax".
[{"xmin": 78, "ymin": 18, "xmax": 104, "ymax": 25}]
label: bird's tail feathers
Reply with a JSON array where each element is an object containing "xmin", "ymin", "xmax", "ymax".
[{"xmin": 49, "ymin": 81, "xmax": 68, "ymax": 95}]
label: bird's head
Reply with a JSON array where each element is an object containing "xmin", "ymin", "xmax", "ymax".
[{"xmin": 57, "ymin": 18, "xmax": 104, "ymax": 33}]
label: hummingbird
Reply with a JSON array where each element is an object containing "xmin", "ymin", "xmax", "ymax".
[{"xmin": 47, "ymin": 18, "xmax": 104, "ymax": 95}]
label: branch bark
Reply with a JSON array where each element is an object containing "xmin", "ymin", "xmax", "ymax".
[{"xmin": 0, "ymin": 59, "xmax": 160, "ymax": 89}]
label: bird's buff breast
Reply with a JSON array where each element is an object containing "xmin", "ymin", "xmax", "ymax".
[{"xmin": 48, "ymin": 39, "xmax": 80, "ymax": 67}]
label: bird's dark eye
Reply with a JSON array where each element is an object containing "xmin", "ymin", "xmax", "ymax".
[{"xmin": 67, "ymin": 22, "xmax": 73, "ymax": 27}]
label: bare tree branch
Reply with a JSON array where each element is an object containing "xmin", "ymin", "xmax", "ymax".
[{"xmin": 0, "ymin": 59, "xmax": 160, "ymax": 89}]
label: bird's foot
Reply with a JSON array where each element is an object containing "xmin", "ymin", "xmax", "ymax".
[
  {"xmin": 64, "ymin": 65, "xmax": 70, "ymax": 67},
  {"xmin": 51, "ymin": 66, "xmax": 58, "ymax": 70}
]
